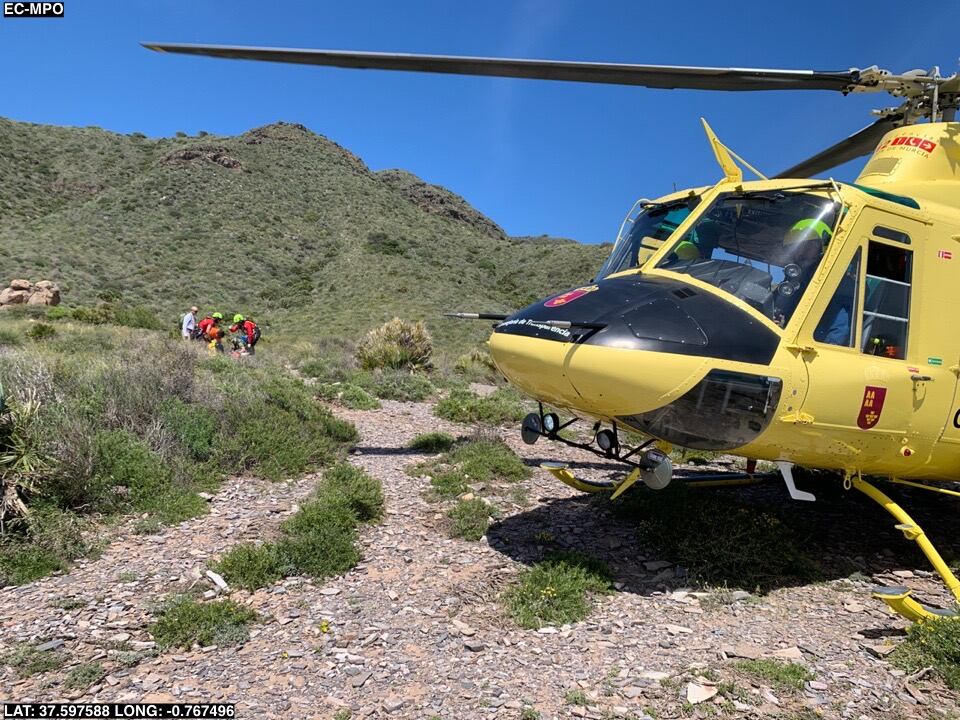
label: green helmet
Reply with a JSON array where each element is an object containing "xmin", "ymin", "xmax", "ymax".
[
  {"xmin": 212, "ymin": 312, "xmax": 223, "ymax": 320},
  {"xmin": 785, "ymin": 218, "xmax": 833, "ymax": 244},
  {"xmin": 233, "ymin": 314, "xmax": 244, "ymax": 323}
]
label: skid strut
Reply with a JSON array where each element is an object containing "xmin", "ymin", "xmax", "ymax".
[{"xmin": 851, "ymin": 476, "xmax": 959, "ymax": 622}]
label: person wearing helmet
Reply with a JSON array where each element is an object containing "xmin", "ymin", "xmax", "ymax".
[
  {"xmin": 774, "ymin": 218, "xmax": 833, "ymax": 326},
  {"xmin": 229, "ymin": 314, "xmax": 260, "ymax": 355},
  {"xmin": 197, "ymin": 312, "xmax": 225, "ymax": 353}
]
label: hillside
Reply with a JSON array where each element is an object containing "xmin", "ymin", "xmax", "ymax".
[{"xmin": 0, "ymin": 117, "xmax": 609, "ymax": 356}]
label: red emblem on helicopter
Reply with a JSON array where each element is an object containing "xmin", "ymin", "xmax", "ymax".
[
  {"xmin": 857, "ymin": 386, "xmax": 887, "ymax": 429},
  {"xmin": 544, "ymin": 285, "xmax": 599, "ymax": 308}
]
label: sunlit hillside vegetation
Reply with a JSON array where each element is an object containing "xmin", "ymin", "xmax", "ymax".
[{"xmin": 0, "ymin": 117, "xmax": 610, "ymax": 358}]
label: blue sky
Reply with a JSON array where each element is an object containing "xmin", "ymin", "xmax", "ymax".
[{"xmin": 2, "ymin": 0, "xmax": 959, "ymax": 242}]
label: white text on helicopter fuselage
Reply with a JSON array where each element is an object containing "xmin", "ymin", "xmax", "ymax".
[{"xmin": 499, "ymin": 318, "xmax": 572, "ymax": 339}]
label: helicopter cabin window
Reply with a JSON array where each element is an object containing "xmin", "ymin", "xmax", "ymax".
[
  {"xmin": 872, "ymin": 226, "xmax": 911, "ymax": 245},
  {"xmin": 813, "ymin": 248, "xmax": 861, "ymax": 347},
  {"xmin": 655, "ymin": 191, "xmax": 840, "ymax": 326},
  {"xmin": 596, "ymin": 198, "xmax": 701, "ymax": 279},
  {"xmin": 861, "ymin": 241, "xmax": 912, "ymax": 360}
]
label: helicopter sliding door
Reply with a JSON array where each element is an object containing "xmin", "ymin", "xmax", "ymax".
[{"xmin": 794, "ymin": 207, "xmax": 954, "ymax": 477}]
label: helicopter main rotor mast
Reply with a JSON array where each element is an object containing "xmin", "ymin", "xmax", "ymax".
[{"xmin": 142, "ymin": 42, "xmax": 960, "ymax": 177}]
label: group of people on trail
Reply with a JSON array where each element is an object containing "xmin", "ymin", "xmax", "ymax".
[{"xmin": 180, "ymin": 306, "xmax": 261, "ymax": 356}]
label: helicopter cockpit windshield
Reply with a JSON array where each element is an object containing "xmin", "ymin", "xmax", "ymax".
[
  {"xmin": 596, "ymin": 197, "xmax": 701, "ymax": 280},
  {"xmin": 656, "ymin": 191, "xmax": 840, "ymax": 326}
]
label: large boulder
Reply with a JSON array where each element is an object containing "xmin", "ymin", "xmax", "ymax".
[
  {"xmin": 0, "ymin": 279, "xmax": 61, "ymax": 307},
  {"xmin": 28, "ymin": 288, "xmax": 60, "ymax": 306},
  {"xmin": 0, "ymin": 288, "xmax": 30, "ymax": 305}
]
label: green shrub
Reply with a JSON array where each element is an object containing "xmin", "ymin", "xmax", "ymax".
[
  {"xmin": 0, "ymin": 383, "xmax": 50, "ymax": 524},
  {"xmin": 504, "ymin": 552, "xmax": 612, "ymax": 629},
  {"xmin": 353, "ymin": 369, "xmax": 434, "ymax": 402},
  {"xmin": 44, "ymin": 306, "xmax": 72, "ymax": 321},
  {"xmin": 69, "ymin": 306, "xmax": 112, "ymax": 325},
  {"xmin": 434, "ymin": 387, "xmax": 524, "ymax": 425},
  {"xmin": 356, "ymin": 318, "xmax": 432, "ymax": 371},
  {"xmin": 322, "ymin": 464, "xmax": 384, "ymax": 522},
  {"xmin": 213, "ymin": 543, "xmax": 284, "ymax": 591},
  {"xmin": 2, "ymin": 643, "xmax": 69, "ymax": 677},
  {"xmin": 366, "ymin": 231, "xmax": 407, "ymax": 256},
  {"xmin": 892, "ymin": 618, "xmax": 960, "ymax": 690},
  {"xmin": 427, "ymin": 469, "xmax": 469, "ymax": 499},
  {"xmin": 277, "ymin": 493, "xmax": 360, "ymax": 578},
  {"xmin": 161, "ymin": 399, "xmax": 218, "ymax": 462},
  {"xmin": 448, "ymin": 498, "xmax": 495, "ymax": 540},
  {"xmin": 216, "ymin": 466, "xmax": 383, "ymax": 589},
  {"xmin": 413, "ymin": 437, "xmax": 529, "ymax": 500},
  {"xmin": 0, "ymin": 507, "xmax": 92, "ymax": 585},
  {"xmin": 408, "ymin": 432, "xmax": 456, "ymax": 453},
  {"xmin": 64, "ymin": 662, "xmax": 105, "ymax": 690},
  {"xmin": 0, "ymin": 542, "xmax": 66, "ymax": 585},
  {"xmin": 0, "ymin": 328, "xmax": 22, "ymax": 346},
  {"xmin": 454, "ymin": 347, "xmax": 499, "ymax": 382},
  {"xmin": 150, "ymin": 597, "xmax": 258, "ymax": 649},
  {"xmin": 446, "ymin": 438, "xmax": 530, "ymax": 483},
  {"xmin": 299, "ymin": 338, "xmax": 356, "ymax": 383},
  {"xmin": 733, "ymin": 659, "xmax": 814, "ymax": 692},
  {"xmin": 339, "ymin": 383, "xmax": 380, "ymax": 410},
  {"xmin": 219, "ymin": 404, "xmax": 334, "ymax": 481},
  {"xmin": 214, "ymin": 371, "xmax": 355, "ymax": 480},
  {"xmin": 94, "ymin": 429, "xmax": 206, "ymax": 523},
  {"xmin": 58, "ymin": 304, "xmax": 161, "ymax": 330},
  {"xmin": 26, "ymin": 323, "xmax": 56, "ymax": 341},
  {"xmin": 603, "ymin": 484, "xmax": 817, "ymax": 592},
  {"xmin": 110, "ymin": 305, "xmax": 162, "ymax": 330}
]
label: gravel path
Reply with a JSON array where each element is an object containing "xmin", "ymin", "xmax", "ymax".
[{"xmin": 1, "ymin": 398, "xmax": 958, "ymax": 719}]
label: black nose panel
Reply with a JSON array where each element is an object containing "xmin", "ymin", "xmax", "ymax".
[{"xmin": 494, "ymin": 274, "xmax": 780, "ymax": 365}]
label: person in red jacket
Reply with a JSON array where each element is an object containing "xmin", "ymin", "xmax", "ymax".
[
  {"xmin": 197, "ymin": 312, "xmax": 225, "ymax": 353},
  {"xmin": 230, "ymin": 314, "xmax": 260, "ymax": 355}
]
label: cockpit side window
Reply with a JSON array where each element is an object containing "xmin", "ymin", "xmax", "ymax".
[
  {"xmin": 814, "ymin": 248, "xmax": 861, "ymax": 347},
  {"xmin": 655, "ymin": 191, "xmax": 839, "ymax": 327},
  {"xmin": 596, "ymin": 199, "xmax": 700, "ymax": 279}
]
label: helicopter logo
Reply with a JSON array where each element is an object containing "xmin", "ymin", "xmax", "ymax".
[
  {"xmin": 856, "ymin": 386, "xmax": 888, "ymax": 429},
  {"xmin": 544, "ymin": 285, "xmax": 598, "ymax": 308}
]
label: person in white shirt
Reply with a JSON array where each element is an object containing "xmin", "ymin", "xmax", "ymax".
[{"xmin": 181, "ymin": 306, "xmax": 199, "ymax": 340}]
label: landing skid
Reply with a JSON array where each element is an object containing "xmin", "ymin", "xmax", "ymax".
[
  {"xmin": 851, "ymin": 476, "xmax": 960, "ymax": 622},
  {"xmin": 540, "ymin": 461, "xmax": 771, "ymax": 495},
  {"xmin": 522, "ymin": 405, "xmax": 660, "ymax": 470},
  {"xmin": 524, "ymin": 406, "xmax": 771, "ymax": 495}
]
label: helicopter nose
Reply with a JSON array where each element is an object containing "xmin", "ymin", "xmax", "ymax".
[
  {"xmin": 489, "ymin": 332, "xmax": 709, "ymax": 416},
  {"xmin": 489, "ymin": 273, "xmax": 780, "ymax": 417}
]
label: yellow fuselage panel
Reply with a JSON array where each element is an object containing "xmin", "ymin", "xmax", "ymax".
[{"xmin": 489, "ymin": 332, "xmax": 710, "ymax": 417}]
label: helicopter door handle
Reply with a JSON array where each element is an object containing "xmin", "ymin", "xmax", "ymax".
[{"xmin": 910, "ymin": 374, "xmax": 933, "ymax": 382}]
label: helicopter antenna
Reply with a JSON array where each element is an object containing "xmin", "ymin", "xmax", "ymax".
[
  {"xmin": 700, "ymin": 118, "xmax": 769, "ymax": 182},
  {"xmin": 701, "ymin": 118, "xmax": 741, "ymax": 183}
]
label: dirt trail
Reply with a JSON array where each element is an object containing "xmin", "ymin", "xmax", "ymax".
[{"xmin": 1, "ymin": 399, "xmax": 957, "ymax": 719}]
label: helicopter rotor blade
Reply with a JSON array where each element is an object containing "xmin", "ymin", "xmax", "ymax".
[
  {"xmin": 141, "ymin": 43, "xmax": 861, "ymax": 92},
  {"xmin": 774, "ymin": 114, "xmax": 904, "ymax": 178}
]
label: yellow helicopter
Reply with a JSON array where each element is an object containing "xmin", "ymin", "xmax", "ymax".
[{"xmin": 143, "ymin": 42, "xmax": 960, "ymax": 621}]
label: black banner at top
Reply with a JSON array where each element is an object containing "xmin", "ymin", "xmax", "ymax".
[{"xmin": 2, "ymin": 2, "xmax": 65, "ymax": 17}]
